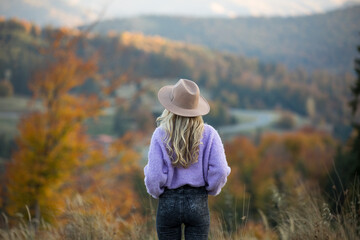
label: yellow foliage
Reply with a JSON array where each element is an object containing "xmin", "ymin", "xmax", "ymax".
[
  {"xmin": 217, "ymin": 130, "xmax": 337, "ymax": 215},
  {"xmin": 65, "ymin": 132, "xmax": 144, "ymax": 229},
  {"xmin": 5, "ymin": 33, "xmax": 106, "ymax": 222}
]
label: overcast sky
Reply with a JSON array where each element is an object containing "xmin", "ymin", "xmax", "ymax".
[{"xmin": 1, "ymin": 0, "xmax": 359, "ymax": 27}]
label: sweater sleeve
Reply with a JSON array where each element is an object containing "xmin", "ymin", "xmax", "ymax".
[
  {"xmin": 144, "ymin": 129, "xmax": 168, "ymax": 199},
  {"xmin": 206, "ymin": 129, "xmax": 231, "ymax": 196}
]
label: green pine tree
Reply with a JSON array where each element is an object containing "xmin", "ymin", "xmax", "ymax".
[
  {"xmin": 349, "ymin": 43, "xmax": 360, "ymax": 164},
  {"xmin": 328, "ymin": 39, "xmax": 360, "ymax": 199}
]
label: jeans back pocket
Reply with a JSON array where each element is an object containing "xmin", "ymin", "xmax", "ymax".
[
  {"xmin": 187, "ymin": 195, "xmax": 208, "ymax": 216},
  {"xmin": 158, "ymin": 197, "xmax": 177, "ymax": 217}
]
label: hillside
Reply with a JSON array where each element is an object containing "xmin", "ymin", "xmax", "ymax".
[
  {"xmin": 0, "ymin": 19, "xmax": 355, "ymax": 140},
  {"xmin": 84, "ymin": 5, "xmax": 360, "ymax": 74}
]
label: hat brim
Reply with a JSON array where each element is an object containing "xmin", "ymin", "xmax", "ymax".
[{"xmin": 158, "ymin": 85, "xmax": 210, "ymax": 117}]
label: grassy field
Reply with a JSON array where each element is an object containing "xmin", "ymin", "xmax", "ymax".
[
  {"xmin": 0, "ymin": 96, "xmax": 116, "ymax": 139},
  {"xmin": 0, "ymin": 96, "xmax": 40, "ymax": 112},
  {"xmin": 0, "ymin": 183, "xmax": 358, "ymax": 240},
  {"xmin": 0, "ymin": 118, "xmax": 18, "ymax": 138},
  {"xmin": 85, "ymin": 115, "xmax": 115, "ymax": 137},
  {"xmin": 0, "ymin": 96, "xmax": 32, "ymax": 138},
  {"xmin": 0, "ymin": 113, "xmax": 117, "ymax": 139}
]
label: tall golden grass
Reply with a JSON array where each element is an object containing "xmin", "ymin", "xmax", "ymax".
[
  {"xmin": 273, "ymin": 182, "xmax": 359, "ymax": 240},
  {"xmin": 0, "ymin": 182, "xmax": 358, "ymax": 240}
]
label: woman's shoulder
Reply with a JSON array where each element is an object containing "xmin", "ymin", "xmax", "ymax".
[
  {"xmin": 203, "ymin": 123, "xmax": 220, "ymax": 140},
  {"xmin": 204, "ymin": 123, "xmax": 216, "ymax": 131},
  {"xmin": 152, "ymin": 126, "xmax": 166, "ymax": 140}
]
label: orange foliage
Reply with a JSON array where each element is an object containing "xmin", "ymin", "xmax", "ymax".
[
  {"xmin": 225, "ymin": 137, "xmax": 258, "ymax": 199},
  {"xmin": 214, "ymin": 130, "xmax": 337, "ymax": 219},
  {"xmin": 8, "ymin": 18, "xmax": 33, "ymax": 33},
  {"xmin": 5, "ymin": 33, "xmax": 107, "ymax": 221},
  {"xmin": 67, "ymin": 132, "xmax": 144, "ymax": 231}
]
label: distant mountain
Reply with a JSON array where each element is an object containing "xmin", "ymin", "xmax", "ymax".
[{"xmin": 83, "ymin": 5, "xmax": 360, "ymax": 74}]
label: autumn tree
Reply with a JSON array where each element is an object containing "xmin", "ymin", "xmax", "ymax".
[
  {"xmin": 214, "ymin": 130, "xmax": 336, "ymax": 229},
  {"xmin": 67, "ymin": 132, "xmax": 146, "ymax": 233},
  {"xmin": 5, "ymin": 30, "xmax": 106, "ymax": 222}
]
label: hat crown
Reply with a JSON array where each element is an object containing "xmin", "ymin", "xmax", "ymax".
[
  {"xmin": 171, "ymin": 79, "xmax": 199, "ymax": 110},
  {"xmin": 157, "ymin": 78, "xmax": 209, "ymax": 117}
]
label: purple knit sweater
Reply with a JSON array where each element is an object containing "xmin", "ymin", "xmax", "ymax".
[{"xmin": 144, "ymin": 124, "xmax": 231, "ymax": 199}]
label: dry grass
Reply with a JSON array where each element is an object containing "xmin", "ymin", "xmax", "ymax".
[
  {"xmin": 208, "ymin": 216, "xmax": 277, "ymax": 240},
  {"xmin": 0, "ymin": 207, "xmax": 57, "ymax": 240},
  {"xmin": 0, "ymin": 195, "xmax": 157, "ymax": 240},
  {"xmin": 273, "ymin": 183, "xmax": 360, "ymax": 240},
  {"xmin": 0, "ymin": 185, "xmax": 358, "ymax": 240},
  {"xmin": 58, "ymin": 195, "xmax": 121, "ymax": 240}
]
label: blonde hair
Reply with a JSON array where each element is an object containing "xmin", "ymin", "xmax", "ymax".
[{"xmin": 156, "ymin": 109, "xmax": 204, "ymax": 168}]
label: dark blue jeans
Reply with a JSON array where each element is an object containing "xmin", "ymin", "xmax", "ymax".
[{"xmin": 156, "ymin": 185, "xmax": 210, "ymax": 240}]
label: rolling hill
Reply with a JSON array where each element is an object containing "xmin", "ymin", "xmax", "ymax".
[
  {"xmin": 83, "ymin": 5, "xmax": 360, "ymax": 74},
  {"xmin": 0, "ymin": 18, "xmax": 354, "ymax": 140}
]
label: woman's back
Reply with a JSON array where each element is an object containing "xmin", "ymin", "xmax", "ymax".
[
  {"xmin": 145, "ymin": 123, "xmax": 230, "ymax": 198},
  {"xmin": 144, "ymin": 79, "xmax": 230, "ymax": 240}
]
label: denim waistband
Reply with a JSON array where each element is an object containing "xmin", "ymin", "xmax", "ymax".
[{"xmin": 161, "ymin": 185, "xmax": 207, "ymax": 197}]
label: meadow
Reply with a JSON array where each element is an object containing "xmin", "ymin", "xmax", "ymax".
[{"xmin": 0, "ymin": 181, "xmax": 359, "ymax": 240}]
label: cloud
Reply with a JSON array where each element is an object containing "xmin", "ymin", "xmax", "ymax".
[
  {"xmin": 227, "ymin": 0, "xmax": 360, "ymax": 16},
  {"xmin": 210, "ymin": 2, "xmax": 237, "ymax": 17},
  {"xmin": 210, "ymin": 2, "xmax": 226, "ymax": 14},
  {"xmin": 0, "ymin": 0, "xmax": 101, "ymax": 27},
  {"xmin": 66, "ymin": 0, "xmax": 81, "ymax": 7},
  {"xmin": 228, "ymin": 0, "xmax": 301, "ymax": 16},
  {"xmin": 48, "ymin": 7, "xmax": 84, "ymax": 26},
  {"xmin": 1, "ymin": 0, "xmax": 359, "ymax": 27},
  {"xmin": 330, "ymin": 0, "xmax": 348, "ymax": 4}
]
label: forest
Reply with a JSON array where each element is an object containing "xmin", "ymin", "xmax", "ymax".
[
  {"xmin": 85, "ymin": 5, "xmax": 360, "ymax": 74},
  {"xmin": 0, "ymin": 17, "xmax": 359, "ymax": 239},
  {"xmin": 0, "ymin": 18, "xmax": 355, "ymax": 139}
]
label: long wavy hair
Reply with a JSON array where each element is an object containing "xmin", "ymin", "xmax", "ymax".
[{"xmin": 156, "ymin": 109, "xmax": 204, "ymax": 168}]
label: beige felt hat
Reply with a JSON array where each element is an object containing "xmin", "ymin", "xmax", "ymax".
[{"xmin": 158, "ymin": 79, "xmax": 210, "ymax": 117}]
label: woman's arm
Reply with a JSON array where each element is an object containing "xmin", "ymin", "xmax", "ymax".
[
  {"xmin": 206, "ymin": 129, "xmax": 231, "ymax": 195},
  {"xmin": 144, "ymin": 129, "xmax": 168, "ymax": 198}
]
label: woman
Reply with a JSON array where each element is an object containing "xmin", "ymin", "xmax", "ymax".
[{"xmin": 144, "ymin": 79, "xmax": 231, "ymax": 240}]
